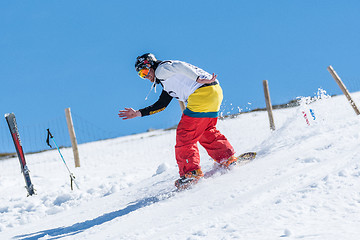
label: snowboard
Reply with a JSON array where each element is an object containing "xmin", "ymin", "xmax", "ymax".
[
  {"xmin": 176, "ymin": 152, "xmax": 257, "ymax": 190},
  {"xmin": 204, "ymin": 151, "xmax": 257, "ymax": 179}
]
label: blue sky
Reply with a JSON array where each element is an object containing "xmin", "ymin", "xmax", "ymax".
[{"xmin": 1, "ymin": 0, "xmax": 360, "ymax": 141}]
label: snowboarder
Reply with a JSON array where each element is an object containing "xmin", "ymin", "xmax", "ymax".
[{"xmin": 119, "ymin": 53, "xmax": 236, "ymax": 189}]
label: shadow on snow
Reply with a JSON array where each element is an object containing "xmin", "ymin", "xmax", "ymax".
[{"xmin": 14, "ymin": 191, "xmax": 175, "ymax": 240}]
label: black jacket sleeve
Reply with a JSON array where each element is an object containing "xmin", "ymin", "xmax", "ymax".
[{"xmin": 139, "ymin": 90, "xmax": 173, "ymax": 117}]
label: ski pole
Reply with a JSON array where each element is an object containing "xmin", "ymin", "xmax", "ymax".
[{"xmin": 46, "ymin": 129, "xmax": 79, "ymax": 190}]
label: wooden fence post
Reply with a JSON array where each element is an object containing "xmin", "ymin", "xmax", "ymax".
[
  {"xmin": 263, "ymin": 80, "xmax": 276, "ymax": 131},
  {"xmin": 327, "ymin": 65, "xmax": 360, "ymax": 115},
  {"xmin": 179, "ymin": 101, "xmax": 186, "ymax": 112},
  {"xmin": 65, "ymin": 108, "xmax": 80, "ymax": 167}
]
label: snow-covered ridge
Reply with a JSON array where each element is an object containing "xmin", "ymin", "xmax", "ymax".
[{"xmin": 1, "ymin": 91, "xmax": 360, "ymax": 239}]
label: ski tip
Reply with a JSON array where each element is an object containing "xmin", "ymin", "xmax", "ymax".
[{"xmin": 4, "ymin": 112, "xmax": 15, "ymax": 118}]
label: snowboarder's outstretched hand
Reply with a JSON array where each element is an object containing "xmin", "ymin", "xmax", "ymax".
[
  {"xmin": 118, "ymin": 108, "xmax": 141, "ymax": 120},
  {"xmin": 196, "ymin": 73, "xmax": 217, "ymax": 84}
]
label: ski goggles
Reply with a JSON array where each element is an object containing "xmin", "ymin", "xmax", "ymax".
[{"xmin": 138, "ymin": 67, "xmax": 150, "ymax": 79}]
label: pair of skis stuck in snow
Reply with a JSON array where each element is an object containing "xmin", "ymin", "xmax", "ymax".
[
  {"xmin": 4, "ymin": 113, "xmax": 79, "ymax": 196},
  {"xmin": 5, "ymin": 113, "xmax": 36, "ymax": 196}
]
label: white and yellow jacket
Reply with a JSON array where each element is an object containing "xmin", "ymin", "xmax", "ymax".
[{"xmin": 139, "ymin": 60, "xmax": 223, "ymax": 118}]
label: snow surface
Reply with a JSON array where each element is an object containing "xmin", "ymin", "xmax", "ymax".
[{"xmin": 1, "ymin": 90, "xmax": 360, "ymax": 240}]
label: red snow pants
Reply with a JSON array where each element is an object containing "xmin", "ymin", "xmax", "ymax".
[{"xmin": 175, "ymin": 114, "xmax": 235, "ymax": 176}]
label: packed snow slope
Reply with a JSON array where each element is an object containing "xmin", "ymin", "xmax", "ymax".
[{"xmin": 1, "ymin": 90, "xmax": 360, "ymax": 240}]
